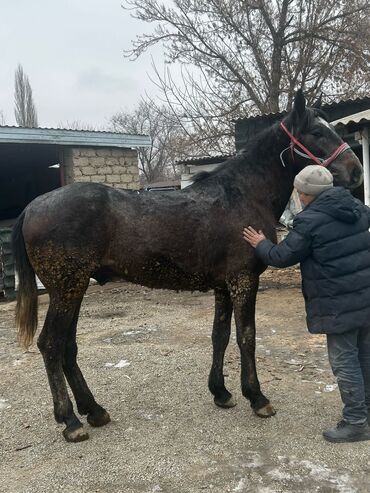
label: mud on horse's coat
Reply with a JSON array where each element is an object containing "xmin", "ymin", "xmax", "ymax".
[{"xmin": 12, "ymin": 90, "xmax": 363, "ymax": 442}]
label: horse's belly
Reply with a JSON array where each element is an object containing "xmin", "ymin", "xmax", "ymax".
[{"xmin": 98, "ymin": 256, "xmax": 217, "ymax": 292}]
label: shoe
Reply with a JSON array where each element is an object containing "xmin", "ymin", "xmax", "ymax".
[{"xmin": 323, "ymin": 420, "xmax": 370, "ymax": 443}]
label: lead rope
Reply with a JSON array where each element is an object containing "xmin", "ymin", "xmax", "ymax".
[{"xmin": 279, "ymin": 146, "xmax": 291, "ymax": 167}]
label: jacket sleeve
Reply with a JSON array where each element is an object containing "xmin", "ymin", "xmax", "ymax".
[
  {"xmin": 255, "ymin": 228, "xmax": 312, "ymax": 268},
  {"xmin": 353, "ymin": 198, "xmax": 370, "ymax": 226},
  {"xmin": 365, "ymin": 205, "xmax": 370, "ymax": 226}
]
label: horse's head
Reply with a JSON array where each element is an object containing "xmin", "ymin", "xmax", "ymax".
[{"xmin": 282, "ymin": 90, "xmax": 363, "ymax": 190}]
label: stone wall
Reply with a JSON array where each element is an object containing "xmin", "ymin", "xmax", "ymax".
[{"xmin": 62, "ymin": 147, "xmax": 140, "ymax": 190}]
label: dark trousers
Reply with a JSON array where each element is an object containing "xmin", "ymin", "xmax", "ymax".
[{"xmin": 327, "ymin": 328, "xmax": 370, "ymax": 424}]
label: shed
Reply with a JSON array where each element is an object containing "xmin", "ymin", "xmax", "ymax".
[
  {"xmin": 178, "ymin": 155, "xmax": 233, "ymax": 188},
  {"xmin": 143, "ymin": 179, "xmax": 181, "ymax": 192},
  {"xmin": 0, "ymin": 125, "xmax": 150, "ymax": 298}
]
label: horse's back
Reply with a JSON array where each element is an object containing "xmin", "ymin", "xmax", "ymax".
[{"xmin": 23, "ymin": 182, "xmax": 117, "ymax": 244}]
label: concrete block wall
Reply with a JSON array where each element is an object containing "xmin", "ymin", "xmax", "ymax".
[{"xmin": 63, "ymin": 147, "xmax": 140, "ymax": 190}]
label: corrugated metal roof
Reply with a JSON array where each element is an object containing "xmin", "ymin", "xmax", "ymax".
[
  {"xmin": 331, "ymin": 109, "xmax": 370, "ymax": 126},
  {"xmin": 234, "ymin": 96, "xmax": 370, "ymax": 123},
  {"xmin": 176, "ymin": 155, "xmax": 233, "ymax": 166},
  {"xmin": 145, "ymin": 179, "xmax": 181, "ymax": 189},
  {"xmin": 0, "ymin": 125, "xmax": 151, "ymax": 148}
]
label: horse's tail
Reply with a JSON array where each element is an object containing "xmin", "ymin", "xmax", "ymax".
[{"xmin": 12, "ymin": 213, "xmax": 38, "ymax": 349}]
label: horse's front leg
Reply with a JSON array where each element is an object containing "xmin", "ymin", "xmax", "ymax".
[
  {"xmin": 208, "ymin": 287, "xmax": 236, "ymax": 408},
  {"xmin": 227, "ymin": 272, "xmax": 276, "ymax": 418}
]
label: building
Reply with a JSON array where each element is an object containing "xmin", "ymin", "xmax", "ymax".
[{"xmin": 0, "ymin": 125, "xmax": 150, "ymax": 298}]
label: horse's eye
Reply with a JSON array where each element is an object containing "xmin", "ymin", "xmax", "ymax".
[{"xmin": 311, "ymin": 130, "xmax": 322, "ymax": 137}]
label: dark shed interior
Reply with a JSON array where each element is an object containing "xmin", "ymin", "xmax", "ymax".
[{"xmin": 0, "ymin": 143, "xmax": 61, "ymax": 223}]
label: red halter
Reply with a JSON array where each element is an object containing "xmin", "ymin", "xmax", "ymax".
[{"xmin": 280, "ymin": 121, "xmax": 350, "ymax": 168}]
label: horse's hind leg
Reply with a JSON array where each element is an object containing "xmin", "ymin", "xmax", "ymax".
[
  {"xmin": 208, "ymin": 287, "xmax": 236, "ymax": 408},
  {"xmin": 63, "ymin": 301, "xmax": 110, "ymax": 428},
  {"xmin": 37, "ymin": 299, "xmax": 89, "ymax": 442},
  {"xmin": 227, "ymin": 272, "xmax": 276, "ymax": 418}
]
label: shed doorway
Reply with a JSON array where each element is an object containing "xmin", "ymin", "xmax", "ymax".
[{"xmin": 0, "ymin": 143, "xmax": 61, "ymax": 225}]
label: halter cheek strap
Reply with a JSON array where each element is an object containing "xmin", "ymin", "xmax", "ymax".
[{"xmin": 280, "ymin": 121, "xmax": 350, "ymax": 168}]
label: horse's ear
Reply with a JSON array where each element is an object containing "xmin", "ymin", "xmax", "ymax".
[
  {"xmin": 312, "ymin": 93, "xmax": 322, "ymax": 109},
  {"xmin": 292, "ymin": 89, "xmax": 306, "ymax": 117}
]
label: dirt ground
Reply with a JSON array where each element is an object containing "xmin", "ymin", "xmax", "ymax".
[{"xmin": 1, "ymin": 268, "xmax": 370, "ymax": 493}]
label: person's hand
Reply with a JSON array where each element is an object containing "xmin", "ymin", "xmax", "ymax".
[{"xmin": 243, "ymin": 226, "xmax": 266, "ymax": 249}]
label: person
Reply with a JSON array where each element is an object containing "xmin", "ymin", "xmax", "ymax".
[{"xmin": 243, "ymin": 164, "xmax": 370, "ymax": 443}]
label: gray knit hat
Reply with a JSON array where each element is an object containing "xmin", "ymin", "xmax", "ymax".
[{"xmin": 294, "ymin": 165, "xmax": 333, "ymax": 196}]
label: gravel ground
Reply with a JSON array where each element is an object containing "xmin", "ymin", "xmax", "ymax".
[{"xmin": 1, "ymin": 268, "xmax": 370, "ymax": 493}]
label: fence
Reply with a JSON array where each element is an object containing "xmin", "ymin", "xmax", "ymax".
[{"xmin": 0, "ymin": 228, "xmax": 15, "ymax": 299}]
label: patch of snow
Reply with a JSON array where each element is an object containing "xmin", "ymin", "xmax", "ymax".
[
  {"xmin": 298, "ymin": 460, "xmax": 357, "ymax": 493},
  {"xmin": 323, "ymin": 384, "xmax": 338, "ymax": 392},
  {"xmin": 105, "ymin": 359, "xmax": 131, "ymax": 368},
  {"xmin": 233, "ymin": 478, "xmax": 248, "ymax": 492},
  {"xmin": 0, "ymin": 398, "xmax": 11, "ymax": 410},
  {"xmin": 267, "ymin": 468, "xmax": 293, "ymax": 481},
  {"xmin": 151, "ymin": 486, "xmax": 163, "ymax": 492},
  {"xmin": 124, "ymin": 327, "xmax": 157, "ymax": 336}
]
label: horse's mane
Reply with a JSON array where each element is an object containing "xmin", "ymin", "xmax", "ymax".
[
  {"xmin": 191, "ymin": 106, "xmax": 327, "ymax": 187},
  {"xmin": 191, "ymin": 121, "xmax": 280, "ymax": 185}
]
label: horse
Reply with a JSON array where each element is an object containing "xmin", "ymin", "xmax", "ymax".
[{"xmin": 12, "ymin": 90, "xmax": 363, "ymax": 442}]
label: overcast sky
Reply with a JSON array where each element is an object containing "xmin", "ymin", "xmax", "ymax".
[{"xmin": 0, "ymin": 0, "xmax": 166, "ymax": 128}]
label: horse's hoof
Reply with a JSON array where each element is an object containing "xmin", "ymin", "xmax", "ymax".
[
  {"xmin": 254, "ymin": 403, "xmax": 276, "ymax": 418},
  {"xmin": 214, "ymin": 395, "xmax": 237, "ymax": 408},
  {"xmin": 63, "ymin": 426, "xmax": 89, "ymax": 443},
  {"xmin": 87, "ymin": 409, "xmax": 111, "ymax": 427}
]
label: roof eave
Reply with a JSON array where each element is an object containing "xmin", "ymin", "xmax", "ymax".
[{"xmin": 0, "ymin": 126, "xmax": 151, "ymax": 148}]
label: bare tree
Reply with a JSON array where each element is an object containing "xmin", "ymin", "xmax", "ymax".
[
  {"xmin": 57, "ymin": 120, "xmax": 103, "ymax": 131},
  {"xmin": 124, "ymin": 0, "xmax": 370, "ymax": 151},
  {"xmin": 110, "ymin": 101, "xmax": 191, "ymax": 183},
  {"xmin": 0, "ymin": 110, "xmax": 5, "ymax": 126},
  {"xmin": 14, "ymin": 64, "xmax": 38, "ymax": 127}
]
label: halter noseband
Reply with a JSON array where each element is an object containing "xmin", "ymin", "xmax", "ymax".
[{"xmin": 280, "ymin": 121, "xmax": 350, "ymax": 168}]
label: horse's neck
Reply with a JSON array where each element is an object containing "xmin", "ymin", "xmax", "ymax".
[
  {"xmin": 239, "ymin": 129, "xmax": 296, "ymax": 221},
  {"xmin": 269, "ymin": 164, "xmax": 296, "ymax": 221}
]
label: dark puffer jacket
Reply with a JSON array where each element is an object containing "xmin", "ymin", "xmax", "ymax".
[{"xmin": 256, "ymin": 187, "xmax": 370, "ymax": 334}]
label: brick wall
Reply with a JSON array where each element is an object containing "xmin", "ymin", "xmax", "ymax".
[{"xmin": 63, "ymin": 147, "xmax": 140, "ymax": 190}]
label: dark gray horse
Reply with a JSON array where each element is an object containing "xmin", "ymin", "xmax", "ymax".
[{"xmin": 12, "ymin": 91, "xmax": 363, "ymax": 442}]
